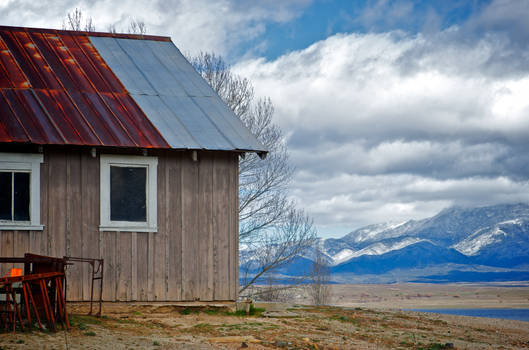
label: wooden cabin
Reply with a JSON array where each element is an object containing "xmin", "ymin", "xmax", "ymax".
[{"xmin": 0, "ymin": 26, "xmax": 266, "ymax": 301}]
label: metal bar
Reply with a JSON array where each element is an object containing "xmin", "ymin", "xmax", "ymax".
[
  {"xmin": 39, "ymin": 279, "xmax": 55, "ymax": 332},
  {"xmin": 64, "ymin": 256, "xmax": 104, "ymax": 317},
  {"xmin": 54, "ymin": 277, "xmax": 64, "ymax": 330},
  {"xmin": 98, "ymin": 260, "xmax": 104, "ymax": 316},
  {"xmin": 5, "ymin": 284, "xmax": 14, "ymax": 332},
  {"xmin": 22, "ymin": 282, "xmax": 32, "ymax": 331},
  {"xmin": 89, "ymin": 261, "xmax": 94, "ymax": 315},
  {"xmin": 55, "ymin": 277, "xmax": 70, "ymax": 330},
  {"xmin": 24, "ymin": 281, "xmax": 43, "ymax": 331},
  {"xmin": 10, "ymin": 287, "xmax": 24, "ymax": 332}
]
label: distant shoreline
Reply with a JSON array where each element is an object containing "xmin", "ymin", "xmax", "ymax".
[{"xmin": 330, "ymin": 282, "xmax": 529, "ymax": 310}]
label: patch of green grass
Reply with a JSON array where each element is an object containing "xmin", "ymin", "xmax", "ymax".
[
  {"xmin": 179, "ymin": 308, "xmax": 191, "ymax": 315},
  {"xmin": 16, "ymin": 340, "xmax": 24, "ymax": 344},
  {"xmin": 133, "ymin": 311, "xmax": 142, "ymax": 316},
  {"xmin": 249, "ymin": 305, "xmax": 265, "ymax": 316},
  {"xmin": 153, "ymin": 340, "xmax": 160, "ymax": 346},
  {"xmin": 204, "ymin": 308, "xmax": 220, "ymax": 315},
  {"xmin": 84, "ymin": 331, "xmax": 96, "ymax": 336},
  {"xmin": 225, "ymin": 310, "xmax": 246, "ymax": 316},
  {"xmin": 225, "ymin": 304, "xmax": 265, "ymax": 317},
  {"xmin": 70, "ymin": 314, "xmax": 103, "ymax": 326},
  {"xmin": 331, "ymin": 314, "xmax": 359, "ymax": 325}
]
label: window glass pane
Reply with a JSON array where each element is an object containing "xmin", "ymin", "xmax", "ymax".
[
  {"xmin": 0, "ymin": 172, "xmax": 12, "ymax": 220},
  {"xmin": 110, "ymin": 166, "xmax": 147, "ymax": 222},
  {"xmin": 14, "ymin": 172, "xmax": 30, "ymax": 221}
]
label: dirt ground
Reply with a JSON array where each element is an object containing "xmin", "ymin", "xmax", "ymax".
[{"xmin": 1, "ymin": 284, "xmax": 529, "ymax": 350}]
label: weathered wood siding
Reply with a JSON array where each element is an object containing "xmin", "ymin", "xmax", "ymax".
[{"xmin": 0, "ymin": 148, "xmax": 239, "ymax": 301}]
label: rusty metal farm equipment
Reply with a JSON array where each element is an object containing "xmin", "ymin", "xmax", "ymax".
[{"xmin": 0, "ymin": 253, "xmax": 103, "ymax": 332}]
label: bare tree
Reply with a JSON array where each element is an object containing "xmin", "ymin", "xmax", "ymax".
[
  {"xmin": 62, "ymin": 8, "xmax": 96, "ymax": 32},
  {"xmin": 62, "ymin": 11, "xmax": 146, "ymax": 34},
  {"xmin": 84, "ymin": 17, "xmax": 96, "ymax": 32},
  {"xmin": 107, "ymin": 24, "xmax": 118, "ymax": 34},
  {"xmin": 309, "ymin": 245, "xmax": 331, "ymax": 305},
  {"xmin": 239, "ymin": 208, "xmax": 316, "ymax": 294},
  {"xmin": 129, "ymin": 19, "xmax": 147, "ymax": 35},
  {"xmin": 190, "ymin": 52, "xmax": 316, "ymax": 295}
]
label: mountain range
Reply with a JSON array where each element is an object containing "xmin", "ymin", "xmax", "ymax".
[{"xmin": 263, "ymin": 203, "xmax": 529, "ymax": 283}]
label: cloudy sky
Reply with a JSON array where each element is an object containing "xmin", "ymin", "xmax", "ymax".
[{"xmin": 2, "ymin": 0, "xmax": 529, "ymax": 238}]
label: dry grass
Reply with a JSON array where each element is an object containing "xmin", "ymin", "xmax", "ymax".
[{"xmin": 1, "ymin": 300, "xmax": 528, "ymax": 349}]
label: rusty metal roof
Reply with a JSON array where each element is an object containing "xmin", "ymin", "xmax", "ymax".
[{"xmin": 0, "ymin": 26, "xmax": 266, "ymax": 153}]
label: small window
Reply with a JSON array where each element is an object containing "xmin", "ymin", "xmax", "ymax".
[
  {"xmin": 0, "ymin": 172, "xmax": 30, "ymax": 221},
  {"xmin": 0, "ymin": 153, "xmax": 43, "ymax": 230},
  {"xmin": 100, "ymin": 155, "xmax": 157, "ymax": 232},
  {"xmin": 110, "ymin": 166, "xmax": 146, "ymax": 222}
]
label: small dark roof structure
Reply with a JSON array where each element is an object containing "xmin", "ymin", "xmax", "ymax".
[{"xmin": 0, "ymin": 25, "xmax": 266, "ymax": 153}]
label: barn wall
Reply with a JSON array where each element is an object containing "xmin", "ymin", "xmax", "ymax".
[{"xmin": 0, "ymin": 148, "xmax": 239, "ymax": 301}]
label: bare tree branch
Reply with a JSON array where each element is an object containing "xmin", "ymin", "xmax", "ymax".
[
  {"xmin": 129, "ymin": 19, "xmax": 147, "ymax": 35},
  {"xmin": 310, "ymin": 245, "xmax": 332, "ymax": 305},
  {"xmin": 63, "ymin": 8, "xmax": 95, "ymax": 32}
]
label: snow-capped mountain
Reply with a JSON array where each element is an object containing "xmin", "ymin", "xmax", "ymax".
[{"xmin": 252, "ymin": 203, "xmax": 529, "ymax": 283}]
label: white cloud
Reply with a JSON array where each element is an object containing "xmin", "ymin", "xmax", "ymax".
[
  {"xmin": 234, "ymin": 28, "xmax": 529, "ymax": 236},
  {"xmin": 0, "ymin": 0, "xmax": 311, "ymax": 56}
]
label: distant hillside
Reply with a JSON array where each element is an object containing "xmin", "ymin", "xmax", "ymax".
[{"xmin": 242, "ymin": 203, "xmax": 529, "ymax": 283}]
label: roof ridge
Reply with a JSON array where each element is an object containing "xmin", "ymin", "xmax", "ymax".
[{"xmin": 0, "ymin": 25, "xmax": 170, "ymax": 42}]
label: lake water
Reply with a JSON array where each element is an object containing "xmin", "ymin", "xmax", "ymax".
[{"xmin": 406, "ymin": 308, "xmax": 529, "ymax": 322}]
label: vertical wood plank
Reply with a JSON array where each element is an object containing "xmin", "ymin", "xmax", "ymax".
[
  {"xmin": 81, "ymin": 152, "xmax": 99, "ymax": 301},
  {"xmin": 31, "ymin": 154, "xmax": 47, "ymax": 256},
  {"xmin": 181, "ymin": 153, "xmax": 199, "ymax": 300},
  {"xmin": 137, "ymin": 232, "xmax": 149, "ymax": 301},
  {"xmin": 230, "ymin": 153, "xmax": 238, "ymax": 300},
  {"xmin": 213, "ymin": 154, "xmax": 230, "ymax": 300},
  {"xmin": 131, "ymin": 232, "xmax": 138, "ymax": 300},
  {"xmin": 198, "ymin": 153, "xmax": 214, "ymax": 300},
  {"xmin": 101, "ymin": 231, "xmax": 116, "ymax": 301},
  {"xmin": 13, "ymin": 231, "xmax": 29, "ymax": 272},
  {"xmin": 212, "ymin": 156, "xmax": 218, "ymax": 300},
  {"xmin": 147, "ymin": 231, "xmax": 155, "ymax": 301},
  {"xmin": 167, "ymin": 152, "xmax": 182, "ymax": 301},
  {"xmin": 164, "ymin": 153, "xmax": 171, "ymax": 300},
  {"xmin": 47, "ymin": 152, "xmax": 67, "ymax": 258},
  {"xmin": 67, "ymin": 152, "xmax": 83, "ymax": 300},
  {"xmin": 117, "ymin": 232, "xmax": 132, "ymax": 300},
  {"xmin": 0, "ymin": 232, "xmax": 14, "ymax": 275},
  {"xmin": 115, "ymin": 232, "xmax": 131, "ymax": 300},
  {"xmin": 154, "ymin": 153, "xmax": 167, "ymax": 301},
  {"xmin": 234, "ymin": 153, "xmax": 240, "ymax": 299}
]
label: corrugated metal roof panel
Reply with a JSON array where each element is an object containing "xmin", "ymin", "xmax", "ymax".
[
  {"xmin": 159, "ymin": 95, "xmax": 233, "ymax": 149},
  {"xmin": 0, "ymin": 26, "xmax": 169, "ymax": 148},
  {"xmin": 91, "ymin": 36, "xmax": 267, "ymax": 152},
  {"xmin": 116, "ymin": 38, "xmax": 187, "ymax": 97},
  {"xmin": 132, "ymin": 94, "xmax": 201, "ymax": 149},
  {"xmin": 0, "ymin": 25, "xmax": 266, "ymax": 153},
  {"xmin": 145, "ymin": 40, "xmax": 213, "ymax": 97},
  {"xmin": 88, "ymin": 36, "xmax": 156, "ymax": 96}
]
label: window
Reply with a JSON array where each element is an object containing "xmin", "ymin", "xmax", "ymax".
[
  {"xmin": 100, "ymin": 155, "xmax": 157, "ymax": 232},
  {"xmin": 0, "ymin": 153, "xmax": 43, "ymax": 230}
]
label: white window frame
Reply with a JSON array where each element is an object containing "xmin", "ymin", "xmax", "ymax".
[
  {"xmin": 0, "ymin": 153, "xmax": 44, "ymax": 231},
  {"xmin": 99, "ymin": 154, "xmax": 157, "ymax": 232}
]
